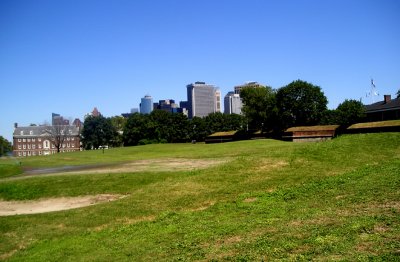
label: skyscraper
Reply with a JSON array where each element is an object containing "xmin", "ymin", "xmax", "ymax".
[
  {"xmin": 140, "ymin": 95, "xmax": 153, "ymax": 114},
  {"xmin": 224, "ymin": 91, "xmax": 242, "ymax": 115},
  {"xmin": 187, "ymin": 82, "xmax": 220, "ymax": 119}
]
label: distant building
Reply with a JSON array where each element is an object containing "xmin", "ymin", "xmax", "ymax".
[
  {"xmin": 215, "ymin": 89, "xmax": 221, "ymax": 113},
  {"xmin": 234, "ymin": 81, "xmax": 264, "ymax": 95},
  {"xmin": 187, "ymin": 81, "xmax": 220, "ymax": 119},
  {"xmin": 140, "ymin": 95, "xmax": 153, "ymax": 114},
  {"xmin": 72, "ymin": 118, "xmax": 83, "ymax": 128},
  {"xmin": 91, "ymin": 107, "xmax": 101, "ymax": 117},
  {"xmin": 52, "ymin": 113, "xmax": 69, "ymax": 126},
  {"xmin": 365, "ymin": 94, "xmax": 400, "ymax": 121},
  {"xmin": 131, "ymin": 108, "xmax": 139, "ymax": 113},
  {"xmin": 157, "ymin": 99, "xmax": 179, "ymax": 113},
  {"xmin": 224, "ymin": 91, "xmax": 242, "ymax": 115},
  {"xmin": 13, "ymin": 125, "xmax": 81, "ymax": 157}
]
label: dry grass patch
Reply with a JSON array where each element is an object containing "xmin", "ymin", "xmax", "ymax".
[
  {"xmin": 0, "ymin": 194, "xmax": 126, "ymax": 216},
  {"xmin": 255, "ymin": 159, "xmax": 288, "ymax": 172},
  {"xmin": 187, "ymin": 200, "xmax": 216, "ymax": 212}
]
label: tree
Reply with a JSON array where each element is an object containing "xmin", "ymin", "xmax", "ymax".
[
  {"xmin": 122, "ymin": 113, "xmax": 150, "ymax": 146},
  {"xmin": 48, "ymin": 125, "xmax": 70, "ymax": 153},
  {"xmin": 0, "ymin": 136, "xmax": 12, "ymax": 157},
  {"xmin": 336, "ymin": 99, "xmax": 365, "ymax": 126},
  {"xmin": 240, "ymin": 85, "xmax": 277, "ymax": 131},
  {"xmin": 81, "ymin": 115, "xmax": 117, "ymax": 150},
  {"xmin": 110, "ymin": 116, "xmax": 126, "ymax": 147},
  {"xmin": 397, "ymin": 89, "xmax": 400, "ymax": 99},
  {"xmin": 276, "ymin": 80, "xmax": 328, "ymax": 129}
]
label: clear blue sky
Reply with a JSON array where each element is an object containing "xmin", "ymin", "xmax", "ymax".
[{"xmin": 1, "ymin": 0, "xmax": 399, "ymax": 141}]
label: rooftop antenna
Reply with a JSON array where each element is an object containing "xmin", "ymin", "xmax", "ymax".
[{"xmin": 366, "ymin": 78, "xmax": 379, "ymax": 103}]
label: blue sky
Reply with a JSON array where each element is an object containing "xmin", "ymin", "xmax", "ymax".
[{"xmin": 1, "ymin": 0, "xmax": 399, "ymax": 141}]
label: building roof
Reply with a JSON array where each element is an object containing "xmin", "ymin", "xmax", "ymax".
[
  {"xmin": 347, "ymin": 120, "xmax": 400, "ymax": 129},
  {"xmin": 13, "ymin": 125, "xmax": 80, "ymax": 137},
  {"xmin": 365, "ymin": 97, "xmax": 400, "ymax": 113},
  {"xmin": 286, "ymin": 125, "xmax": 340, "ymax": 132}
]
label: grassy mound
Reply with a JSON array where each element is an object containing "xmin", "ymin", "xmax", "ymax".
[{"xmin": 0, "ymin": 133, "xmax": 399, "ymax": 260}]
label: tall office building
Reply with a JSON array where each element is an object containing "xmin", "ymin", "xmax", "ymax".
[
  {"xmin": 140, "ymin": 95, "xmax": 153, "ymax": 114},
  {"xmin": 224, "ymin": 91, "xmax": 242, "ymax": 115},
  {"xmin": 187, "ymin": 82, "xmax": 220, "ymax": 119},
  {"xmin": 234, "ymin": 81, "xmax": 264, "ymax": 95}
]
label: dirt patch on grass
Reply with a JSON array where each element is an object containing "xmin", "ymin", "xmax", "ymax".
[
  {"xmin": 78, "ymin": 158, "xmax": 228, "ymax": 174},
  {"xmin": 0, "ymin": 194, "xmax": 126, "ymax": 216},
  {"xmin": 13, "ymin": 158, "xmax": 229, "ymax": 180}
]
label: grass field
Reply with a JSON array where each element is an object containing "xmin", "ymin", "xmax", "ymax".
[{"xmin": 0, "ymin": 133, "xmax": 399, "ymax": 261}]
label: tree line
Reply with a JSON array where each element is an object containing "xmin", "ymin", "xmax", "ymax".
[{"xmin": 81, "ymin": 79, "xmax": 368, "ymax": 149}]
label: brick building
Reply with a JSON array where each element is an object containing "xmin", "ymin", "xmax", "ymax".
[{"xmin": 13, "ymin": 125, "xmax": 81, "ymax": 157}]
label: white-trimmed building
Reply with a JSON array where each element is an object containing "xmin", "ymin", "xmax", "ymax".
[{"xmin": 13, "ymin": 125, "xmax": 81, "ymax": 157}]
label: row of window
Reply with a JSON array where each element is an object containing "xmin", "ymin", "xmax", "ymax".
[
  {"xmin": 17, "ymin": 137, "xmax": 76, "ymax": 143},
  {"xmin": 17, "ymin": 149, "xmax": 78, "ymax": 157},
  {"xmin": 19, "ymin": 130, "xmax": 74, "ymax": 135},
  {"xmin": 17, "ymin": 143, "xmax": 76, "ymax": 150}
]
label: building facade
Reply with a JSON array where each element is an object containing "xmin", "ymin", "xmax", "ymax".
[
  {"xmin": 224, "ymin": 91, "xmax": 242, "ymax": 115},
  {"xmin": 13, "ymin": 125, "xmax": 81, "ymax": 157},
  {"xmin": 234, "ymin": 81, "xmax": 264, "ymax": 95},
  {"xmin": 140, "ymin": 95, "xmax": 153, "ymax": 114},
  {"xmin": 187, "ymin": 82, "xmax": 220, "ymax": 119}
]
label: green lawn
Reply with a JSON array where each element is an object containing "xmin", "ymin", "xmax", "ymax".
[{"xmin": 0, "ymin": 133, "xmax": 399, "ymax": 261}]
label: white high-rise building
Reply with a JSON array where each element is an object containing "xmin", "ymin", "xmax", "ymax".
[
  {"xmin": 224, "ymin": 91, "xmax": 242, "ymax": 115},
  {"xmin": 187, "ymin": 82, "xmax": 220, "ymax": 119},
  {"xmin": 140, "ymin": 95, "xmax": 153, "ymax": 114}
]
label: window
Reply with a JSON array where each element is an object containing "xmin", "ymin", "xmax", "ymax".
[
  {"xmin": 32, "ymin": 145, "xmax": 36, "ymax": 149},
  {"xmin": 23, "ymin": 152, "xmax": 26, "ymax": 156},
  {"xmin": 23, "ymin": 139, "xmax": 26, "ymax": 142},
  {"xmin": 71, "ymin": 137, "xmax": 75, "ymax": 141},
  {"xmin": 27, "ymin": 139, "xmax": 31, "ymax": 142},
  {"xmin": 67, "ymin": 143, "xmax": 70, "ymax": 148},
  {"xmin": 52, "ymin": 144, "xmax": 55, "ymax": 149},
  {"xmin": 18, "ymin": 139, "xmax": 21, "ymax": 142},
  {"xmin": 39, "ymin": 151, "xmax": 42, "ymax": 155},
  {"xmin": 32, "ymin": 152, "xmax": 36, "ymax": 156},
  {"xmin": 28, "ymin": 151, "xmax": 31, "ymax": 156},
  {"xmin": 18, "ymin": 145, "xmax": 21, "ymax": 149},
  {"xmin": 18, "ymin": 152, "xmax": 21, "ymax": 156},
  {"xmin": 23, "ymin": 144, "xmax": 26, "ymax": 149},
  {"xmin": 20, "ymin": 131, "xmax": 24, "ymax": 135},
  {"xmin": 38, "ymin": 145, "xmax": 42, "ymax": 149},
  {"xmin": 28, "ymin": 144, "xmax": 31, "ymax": 149},
  {"xmin": 72, "ymin": 144, "xmax": 75, "ymax": 148},
  {"xmin": 38, "ymin": 138, "xmax": 42, "ymax": 142},
  {"xmin": 67, "ymin": 137, "xmax": 70, "ymax": 141},
  {"xmin": 29, "ymin": 130, "xmax": 33, "ymax": 135},
  {"xmin": 32, "ymin": 138, "xmax": 36, "ymax": 142}
]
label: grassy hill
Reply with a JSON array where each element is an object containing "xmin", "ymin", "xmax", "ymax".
[{"xmin": 0, "ymin": 133, "xmax": 399, "ymax": 261}]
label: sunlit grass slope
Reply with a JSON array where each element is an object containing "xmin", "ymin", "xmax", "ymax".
[{"xmin": 0, "ymin": 133, "xmax": 399, "ymax": 260}]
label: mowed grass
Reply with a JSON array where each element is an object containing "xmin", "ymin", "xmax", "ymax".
[{"xmin": 0, "ymin": 133, "xmax": 399, "ymax": 261}]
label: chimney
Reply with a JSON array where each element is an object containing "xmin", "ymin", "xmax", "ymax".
[
  {"xmin": 14, "ymin": 123, "xmax": 18, "ymax": 128},
  {"xmin": 384, "ymin": 95, "xmax": 391, "ymax": 104}
]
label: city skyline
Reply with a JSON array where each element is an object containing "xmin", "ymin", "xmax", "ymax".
[{"xmin": 1, "ymin": 0, "xmax": 399, "ymax": 141}]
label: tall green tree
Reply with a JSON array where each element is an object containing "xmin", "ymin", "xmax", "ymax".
[
  {"xmin": 81, "ymin": 115, "xmax": 117, "ymax": 150},
  {"xmin": 240, "ymin": 85, "xmax": 277, "ymax": 131},
  {"xmin": 276, "ymin": 80, "xmax": 328, "ymax": 129},
  {"xmin": 122, "ymin": 113, "xmax": 149, "ymax": 146},
  {"xmin": 336, "ymin": 99, "xmax": 365, "ymax": 126},
  {"xmin": 0, "ymin": 136, "xmax": 12, "ymax": 157},
  {"xmin": 109, "ymin": 116, "xmax": 126, "ymax": 147}
]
